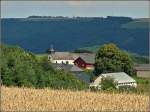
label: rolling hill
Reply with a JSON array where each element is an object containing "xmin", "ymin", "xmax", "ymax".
[{"xmin": 1, "ymin": 16, "xmax": 149, "ymax": 56}]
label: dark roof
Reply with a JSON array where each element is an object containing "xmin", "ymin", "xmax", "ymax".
[
  {"xmin": 51, "ymin": 63, "xmax": 72, "ymax": 71},
  {"xmin": 134, "ymin": 64, "xmax": 149, "ymax": 71},
  {"xmin": 51, "ymin": 63, "xmax": 83, "ymax": 72},
  {"xmin": 72, "ymin": 73, "xmax": 90, "ymax": 83},
  {"xmin": 70, "ymin": 65, "xmax": 83, "ymax": 72},
  {"xmin": 79, "ymin": 53, "xmax": 95, "ymax": 64},
  {"xmin": 51, "ymin": 63, "xmax": 90, "ymax": 83}
]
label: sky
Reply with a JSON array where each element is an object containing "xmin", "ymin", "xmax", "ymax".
[{"xmin": 1, "ymin": 1, "xmax": 149, "ymax": 18}]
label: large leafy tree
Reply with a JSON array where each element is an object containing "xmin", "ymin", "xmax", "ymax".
[{"xmin": 94, "ymin": 43, "xmax": 135, "ymax": 76}]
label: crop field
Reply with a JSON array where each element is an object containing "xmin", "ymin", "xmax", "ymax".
[{"xmin": 1, "ymin": 86, "xmax": 149, "ymax": 111}]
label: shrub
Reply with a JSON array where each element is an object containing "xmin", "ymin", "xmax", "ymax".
[{"xmin": 101, "ymin": 76, "xmax": 116, "ymax": 90}]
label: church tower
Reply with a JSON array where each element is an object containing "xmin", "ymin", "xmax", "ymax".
[
  {"xmin": 48, "ymin": 45, "xmax": 55, "ymax": 54},
  {"xmin": 48, "ymin": 45, "xmax": 55, "ymax": 61}
]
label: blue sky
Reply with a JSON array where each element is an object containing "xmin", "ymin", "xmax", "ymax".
[{"xmin": 1, "ymin": 1, "xmax": 149, "ymax": 18}]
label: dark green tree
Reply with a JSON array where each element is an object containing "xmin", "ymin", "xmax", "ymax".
[{"xmin": 94, "ymin": 43, "xmax": 134, "ymax": 76}]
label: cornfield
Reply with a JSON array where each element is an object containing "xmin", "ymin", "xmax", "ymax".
[{"xmin": 1, "ymin": 86, "xmax": 149, "ymax": 111}]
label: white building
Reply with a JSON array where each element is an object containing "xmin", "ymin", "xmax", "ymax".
[
  {"xmin": 90, "ymin": 72, "xmax": 137, "ymax": 89},
  {"xmin": 47, "ymin": 46, "xmax": 78, "ymax": 65}
]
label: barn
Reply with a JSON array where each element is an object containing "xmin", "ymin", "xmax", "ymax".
[{"xmin": 74, "ymin": 53, "xmax": 95, "ymax": 70}]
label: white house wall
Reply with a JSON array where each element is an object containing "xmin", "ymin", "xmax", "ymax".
[
  {"xmin": 116, "ymin": 82, "xmax": 137, "ymax": 88},
  {"xmin": 51, "ymin": 60, "xmax": 74, "ymax": 65}
]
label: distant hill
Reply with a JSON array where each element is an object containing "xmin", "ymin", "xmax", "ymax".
[
  {"xmin": 121, "ymin": 18, "xmax": 149, "ymax": 29},
  {"xmin": 1, "ymin": 16, "xmax": 149, "ymax": 55}
]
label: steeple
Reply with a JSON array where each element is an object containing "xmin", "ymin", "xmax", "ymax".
[{"xmin": 48, "ymin": 44, "xmax": 55, "ymax": 54}]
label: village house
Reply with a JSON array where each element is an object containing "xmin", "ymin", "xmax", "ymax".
[
  {"xmin": 90, "ymin": 72, "xmax": 137, "ymax": 89},
  {"xmin": 74, "ymin": 53, "xmax": 95, "ymax": 70},
  {"xmin": 47, "ymin": 46, "xmax": 78, "ymax": 65},
  {"xmin": 134, "ymin": 64, "xmax": 149, "ymax": 78},
  {"xmin": 51, "ymin": 63, "xmax": 90, "ymax": 83}
]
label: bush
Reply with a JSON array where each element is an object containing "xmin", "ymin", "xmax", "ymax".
[{"xmin": 101, "ymin": 76, "xmax": 116, "ymax": 90}]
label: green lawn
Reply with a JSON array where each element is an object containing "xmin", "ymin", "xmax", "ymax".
[
  {"xmin": 133, "ymin": 76, "xmax": 149, "ymax": 84},
  {"xmin": 35, "ymin": 54, "xmax": 48, "ymax": 61},
  {"xmin": 36, "ymin": 53, "xmax": 48, "ymax": 57}
]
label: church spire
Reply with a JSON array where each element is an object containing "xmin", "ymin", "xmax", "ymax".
[
  {"xmin": 50, "ymin": 44, "xmax": 54, "ymax": 51},
  {"xmin": 48, "ymin": 44, "xmax": 55, "ymax": 54}
]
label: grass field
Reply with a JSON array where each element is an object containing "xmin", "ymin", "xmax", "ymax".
[{"xmin": 1, "ymin": 86, "xmax": 149, "ymax": 111}]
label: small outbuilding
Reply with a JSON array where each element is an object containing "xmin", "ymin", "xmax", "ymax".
[{"xmin": 134, "ymin": 64, "xmax": 149, "ymax": 78}]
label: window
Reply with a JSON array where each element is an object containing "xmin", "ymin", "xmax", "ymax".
[{"xmin": 66, "ymin": 61, "xmax": 69, "ymax": 64}]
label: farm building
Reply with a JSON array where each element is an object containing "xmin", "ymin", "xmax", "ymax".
[
  {"xmin": 51, "ymin": 63, "xmax": 90, "ymax": 83},
  {"xmin": 74, "ymin": 53, "xmax": 95, "ymax": 70},
  {"xmin": 90, "ymin": 72, "xmax": 137, "ymax": 89},
  {"xmin": 47, "ymin": 46, "xmax": 78, "ymax": 65},
  {"xmin": 134, "ymin": 64, "xmax": 149, "ymax": 78}
]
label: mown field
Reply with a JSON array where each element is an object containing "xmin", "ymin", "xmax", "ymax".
[{"xmin": 1, "ymin": 86, "xmax": 149, "ymax": 112}]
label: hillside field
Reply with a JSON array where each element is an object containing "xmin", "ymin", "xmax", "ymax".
[{"xmin": 1, "ymin": 86, "xmax": 149, "ymax": 112}]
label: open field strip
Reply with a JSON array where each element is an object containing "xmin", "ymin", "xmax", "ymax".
[{"xmin": 1, "ymin": 86, "xmax": 149, "ymax": 111}]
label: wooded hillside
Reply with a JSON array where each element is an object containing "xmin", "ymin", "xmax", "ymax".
[{"xmin": 2, "ymin": 16, "xmax": 149, "ymax": 55}]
